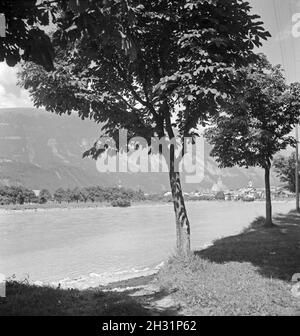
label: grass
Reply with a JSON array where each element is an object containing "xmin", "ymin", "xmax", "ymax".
[
  {"xmin": 1, "ymin": 211, "xmax": 300, "ymax": 316},
  {"xmin": 0, "ymin": 275, "xmax": 178, "ymax": 316},
  {"xmin": 157, "ymin": 211, "xmax": 300, "ymax": 316},
  {"xmin": 0, "ymin": 281, "xmax": 147, "ymax": 316}
]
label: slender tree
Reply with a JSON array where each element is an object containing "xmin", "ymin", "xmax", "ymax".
[
  {"xmin": 19, "ymin": 1, "xmax": 269, "ymax": 255},
  {"xmin": 205, "ymin": 56, "xmax": 300, "ymax": 227}
]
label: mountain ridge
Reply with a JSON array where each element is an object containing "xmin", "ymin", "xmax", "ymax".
[{"xmin": 0, "ymin": 108, "xmax": 278, "ymax": 192}]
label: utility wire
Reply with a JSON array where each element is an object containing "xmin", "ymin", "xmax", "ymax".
[
  {"xmin": 287, "ymin": 0, "xmax": 300, "ymax": 211},
  {"xmin": 288, "ymin": 0, "xmax": 298, "ymax": 83},
  {"xmin": 273, "ymin": 0, "xmax": 287, "ymax": 72}
]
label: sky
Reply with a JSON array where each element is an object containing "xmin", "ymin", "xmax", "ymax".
[
  {"xmin": 1, "ymin": 0, "xmax": 300, "ymax": 108},
  {"xmin": 251, "ymin": 0, "xmax": 300, "ymax": 83}
]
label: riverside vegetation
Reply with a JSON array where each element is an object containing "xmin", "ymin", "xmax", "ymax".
[{"xmin": 0, "ymin": 186, "xmax": 145, "ymax": 208}]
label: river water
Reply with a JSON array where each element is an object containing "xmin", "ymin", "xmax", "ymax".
[{"xmin": 0, "ymin": 201, "xmax": 295, "ymax": 286}]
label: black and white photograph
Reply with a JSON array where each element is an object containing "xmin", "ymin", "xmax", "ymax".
[{"xmin": 0, "ymin": 0, "xmax": 300, "ymax": 320}]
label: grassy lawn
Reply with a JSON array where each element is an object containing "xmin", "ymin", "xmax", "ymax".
[
  {"xmin": 158, "ymin": 211, "xmax": 300, "ymax": 316},
  {"xmin": 1, "ymin": 211, "xmax": 300, "ymax": 316}
]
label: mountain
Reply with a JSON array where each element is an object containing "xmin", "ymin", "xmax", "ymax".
[{"xmin": 0, "ymin": 108, "xmax": 278, "ymax": 192}]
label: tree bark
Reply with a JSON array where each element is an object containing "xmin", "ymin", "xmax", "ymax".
[
  {"xmin": 264, "ymin": 166, "xmax": 273, "ymax": 227},
  {"xmin": 169, "ymin": 170, "xmax": 191, "ymax": 256},
  {"xmin": 160, "ymin": 100, "xmax": 191, "ymax": 256},
  {"xmin": 167, "ymin": 126, "xmax": 191, "ymax": 256}
]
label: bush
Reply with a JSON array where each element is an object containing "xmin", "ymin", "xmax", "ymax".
[
  {"xmin": 39, "ymin": 189, "xmax": 52, "ymax": 203},
  {"xmin": 198, "ymin": 194, "xmax": 215, "ymax": 201},
  {"xmin": 0, "ymin": 196, "xmax": 11, "ymax": 205},
  {"xmin": 215, "ymin": 191, "xmax": 225, "ymax": 200},
  {"xmin": 38, "ymin": 197, "xmax": 47, "ymax": 204},
  {"xmin": 111, "ymin": 198, "xmax": 131, "ymax": 207}
]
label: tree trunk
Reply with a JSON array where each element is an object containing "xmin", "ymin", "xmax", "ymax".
[
  {"xmin": 168, "ymin": 137, "xmax": 191, "ymax": 256},
  {"xmin": 264, "ymin": 166, "xmax": 273, "ymax": 227},
  {"xmin": 162, "ymin": 100, "xmax": 191, "ymax": 256},
  {"xmin": 169, "ymin": 170, "xmax": 191, "ymax": 256}
]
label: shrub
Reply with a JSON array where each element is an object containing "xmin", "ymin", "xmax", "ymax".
[
  {"xmin": 38, "ymin": 197, "xmax": 47, "ymax": 204},
  {"xmin": 39, "ymin": 189, "xmax": 52, "ymax": 203},
  {"xmin": 0, "ymin": 196, "xmax": 11, "ymax": 205},
  {"xmin": 215, "ymin": 191, "xmax": 225, "ymax": 200},
  {"xmin": 198, "ymin": 194, "xmax": 215, "ymax": 201},
  {"xmin": 111, "ymin": 198, "xmax": 131, "ymax": 207}
]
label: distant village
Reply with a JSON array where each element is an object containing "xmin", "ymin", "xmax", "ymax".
[
  {"xmin": 1, "ymin": 176, "xmax": 295, "ymax": 207},
  {"xmin": 162, "ymin": 177, "xmax": 295, "ymax": 202}
]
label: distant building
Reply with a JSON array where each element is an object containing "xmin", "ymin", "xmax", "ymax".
[
  {"xmin": 117, "ymin": 180, "xmax": 123, "ymax": 189},
  {"xmin": 255, "ymin": 188, "xmax": 265, "ymax": 199},
  {"xmin": 32, "ymin": 190, "xmax": 40, "ymax": 197},
  {"xmin": 211, "ymin": 176, "xmax": 226, "ymax": 193},
  {"xmin": 224, "ymin": 192, "xmax": 234, "ymax": 201}
]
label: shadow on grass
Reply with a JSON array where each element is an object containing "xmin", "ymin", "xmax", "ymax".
[
  {"xmin": 196, "ymin": 211, "xmax": 300, "ymax": 282},
  {"xmin": 0, "ymin": 277, "xmax": 180, "ymax": 316}
]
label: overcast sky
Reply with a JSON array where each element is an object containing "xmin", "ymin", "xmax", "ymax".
[{"xmin": 1, "ymin": 0, "xmax": 300, "ymax": 109}]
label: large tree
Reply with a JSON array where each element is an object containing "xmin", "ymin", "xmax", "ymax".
[
  {"xmin": 19, "ymin": 0, "xmax": 269, "ymax": 255},
  {"xmin": 205, "ymin": 56, "xmax": 300, "ymax": 227}
]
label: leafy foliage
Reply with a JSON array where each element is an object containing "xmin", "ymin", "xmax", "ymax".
[
  {"xmin": 111, "ymin": 198, "xmax": 131, "ymax": 207},
  {"xmin": 1, "ymin": 0, "xmax": 139, "ymax": 70},
  {"xmin": 39, "ymin": 189, "xmax": 52, "ymax": 204},
  {"xmin": 205, "ymin": 55, "xmax": 300, "ymax": 225},
  {"xmin": 215, "ymin": 191, "xmax": 225, "ymax": 200},
  {"xmin": 274, "ymin": 153, "xmax": 300, "ymax": 193},
  {"xmin": 205, "ymin": 55, "xmax": 300, "ymax": 171},
  {"xmin": 19, "ymin": 0, "xmax": 270, "ymax": 151},
  {"xmin": 0, "ymin": 186, "xmax": 38, "ymax": 205},
  {"xmin": 0, "ymin": 0, "xmax": 56, "ymax": 69},
  {"xmin": 52, "ymin": 186, "xmax": 144, "ymax": 204}
]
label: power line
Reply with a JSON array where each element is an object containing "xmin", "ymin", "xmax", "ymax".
[
  {"xmin": 273, "ymin": 0, "xmax": 287, "ymax": 71},
  {"xmin": 288, "ymin": 1, "xmax": 300, "ymax": 211},
  {"xmin": 288, "ymin": 0, "xmax": 298, "ymax": 83},
  {"xmin": 274, "ymin": 0, "xmax": 299, "ymax": 210}
]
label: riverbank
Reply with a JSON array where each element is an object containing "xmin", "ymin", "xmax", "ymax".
[
  {"xmin": 0, "ymin": 275, "xmax": 173, "ymax": 316},
  {"xmin": 157, "ymin": 211, "xmax": 300, "ymax": 316},
  {"xmin": 29, "ymin": 261, "xmax": 165, "ymax": 290},
  {"xmin": 0, "ymin": 200, "xmax": 167, "ymax": 213},
  {"xmin": 0, "ymin": 199, "xmax": 294, "ymax": 214},
  {"xmin": 1, "ymin": 210, "xmax": 300, "ymax": 316},
  {"xmin": 0, "ymin": 201, "xmax": 296, "ymax": 287}
]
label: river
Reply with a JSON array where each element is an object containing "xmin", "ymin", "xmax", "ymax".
[{"xmin": 0, "ymin": 201, "xmax": 295, "ymax": 287}]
